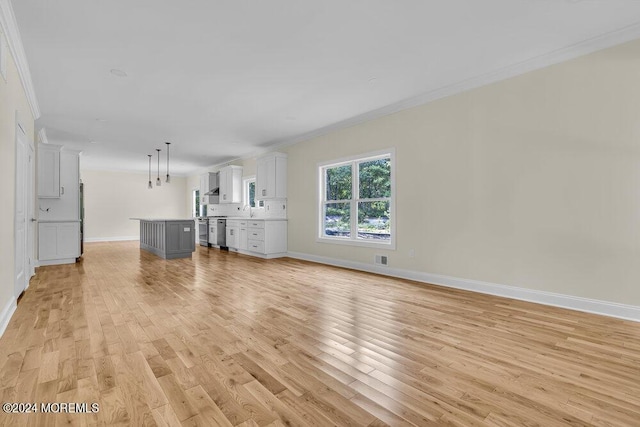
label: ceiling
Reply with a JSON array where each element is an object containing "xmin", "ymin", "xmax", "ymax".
[{"xmin": 12, "ymin": 0, "xmax": 640, "ymax": 175}]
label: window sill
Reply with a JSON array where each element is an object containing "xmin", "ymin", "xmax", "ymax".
[{"xmin": 316, "ymin": 236, "xmax": 395, "ymax": 250}]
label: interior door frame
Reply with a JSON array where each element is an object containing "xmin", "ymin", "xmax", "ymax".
[
  {"xmin": 14, "ymin": 113, "xmax": 33, "ymax": 298},
  {"xmin": 27, "ymin": 132, "xmax": 35, "ymax": 278}
]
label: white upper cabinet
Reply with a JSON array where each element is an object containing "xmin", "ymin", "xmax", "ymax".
[
  {"xmin": 256, "ymin": 152, "xmax": 287, "ymax": 200},
  {"xmin": 38, "ymin": 150, "xmax": 80, "ymax": 222},
  {"xmin": 219, "ymin": 165, "xmax": 243, "ymax": 204},
  {"xmin": 200, "ymin": 172, "xmax": 218, "ymax": 205},
  {"xmin": 38, "ymin": 143, "xmax": 62, "ymax": 198}
]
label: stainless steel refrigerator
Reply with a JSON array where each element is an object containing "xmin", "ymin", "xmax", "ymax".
[{"xmin": 79, "ymin": 181, "xmax": 84, "ymax": 258}]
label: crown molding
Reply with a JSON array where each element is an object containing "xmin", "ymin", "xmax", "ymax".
[
  {"xmin": 0, "ymin": 0, "xmax": 40, "ymax": 119},
  {"xmin": 175, "ymin": 22, "xmax": 640, "ymax": 177},
  {"xmin": 261, "ymin": 21, "xmax": 640, "ymax": 153},
  {"xmin": 36, "ymin": 127, "xmax": 48, "ymax": 144}
]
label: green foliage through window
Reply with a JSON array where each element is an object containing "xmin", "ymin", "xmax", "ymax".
[
  {"xmin": 249, "ymin": 181, "xmax": 256, "ymax": 207},
  {"xmin": 193, "ymin": 190, "xmax": 200, "ymax": 217},
  {"xmin": 321, "ymin": 154, "xmax": 392, "ymax": 242}
]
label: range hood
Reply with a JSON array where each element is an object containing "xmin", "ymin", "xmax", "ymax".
[{"xmin": 204, "ymin": 187, "xmax": 219, "ymax": 196}]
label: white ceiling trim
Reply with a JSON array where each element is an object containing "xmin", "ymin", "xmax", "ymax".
[
  {"xmin": 0, "ymin": 0, "xmax": 40, "ymax": 119},
  {"xmin": 262, "ymin": 21, "xmax": 640, "ymax": 154},
  {"xmin": 152, "ymin": 20, "xmax": 640, "ymax": 177},
  {"xmin": 36, "ymin": 127, "xmax": 48, "ymax": 144}
]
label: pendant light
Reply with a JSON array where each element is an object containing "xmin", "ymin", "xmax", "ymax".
[
  {"xmin": 147, "ymin": 155, "xmax": 153, "ymax": 189},
  {"xmin": 165, "ymin": 142, "xmax": 171, "ymax": 183},
  {"xmin": 155, "ymin": 148, "xmax": 162, "ymax": 187}
]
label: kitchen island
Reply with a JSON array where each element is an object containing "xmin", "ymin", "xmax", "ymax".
[{"xmin": 131, "ymin": 218, "xmax": 195, "ymax": 259}]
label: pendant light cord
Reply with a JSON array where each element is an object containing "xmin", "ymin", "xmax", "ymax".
[
  {"xmin": 165, "ymin": 142, "xmax": 171, "ymax": 183},
  {"xmin": 156, "ymin": 148, "xmax": 161, "ymax": 186}
]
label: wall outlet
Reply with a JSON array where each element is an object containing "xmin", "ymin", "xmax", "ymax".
[
  {"xmin": 374, "ymin": 255, "xmax": 388, "ymax": 266},
  {"xmin": 408, "ymin": 249, "xmax": 415, "ymax": 258}
]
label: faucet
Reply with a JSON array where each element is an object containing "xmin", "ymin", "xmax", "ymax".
[{"xmin": 242, "ymin": 204, "xmax": 254, "ymax": 218}]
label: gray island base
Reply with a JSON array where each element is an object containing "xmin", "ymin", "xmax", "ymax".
[{"xmin": 131, "ymin": 219, "xmax": 195, "ymax": 259}]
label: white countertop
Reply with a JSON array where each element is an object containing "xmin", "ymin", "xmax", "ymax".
[
  {"xmin": 224, "ymin": 217, "xmax": 287, "ymax": 221},
  {"xmin": 130, "ymin": 218, "xmax": 195, "ymax": 221}
]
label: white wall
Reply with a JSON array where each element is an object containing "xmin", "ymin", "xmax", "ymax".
[
  {"xmin": 81, "ymin": 169, "xmax": 189, "ymax": 241},
  {"xmin": 283, "ymin": 38, "xmax": 640, "ymax": 308},
  {"xmin": 0, "ymin": 25, "xmax": 35, "ymax": 330}
]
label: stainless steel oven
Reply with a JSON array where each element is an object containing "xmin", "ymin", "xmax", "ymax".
[{"xmin": 197, "ymin": 218, "xmax": 209, "ymax": 246}]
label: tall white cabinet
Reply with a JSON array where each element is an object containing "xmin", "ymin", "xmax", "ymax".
[{"xmin": 37, "ymin": 145, "xmax": 81, "ymax": 266}]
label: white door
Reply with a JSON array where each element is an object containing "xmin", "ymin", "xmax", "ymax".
[
  {"xmin": 27, "ymin": 142, "xmax": 35, "ymax": 277},
  {"xmin": 14, "ymin": 121, "xmax": 29, "ymax": 297}
]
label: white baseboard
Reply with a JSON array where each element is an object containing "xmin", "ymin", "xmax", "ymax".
[
  {"xmin": 0, "ymin": 298, "xmax": 17, "ymax": 338},
  {"xmin": 37, "ymin": 258, "xmax": 77, "ymax": 267},
  {"xmin": 85, "ymin": 236, "xmax": 138, "ymax": 243},
  {"xmin": 287, "ymin": 251, "xmax": 640, "ymax": 323}
]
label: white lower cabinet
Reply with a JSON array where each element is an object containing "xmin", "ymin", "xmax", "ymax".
[
  {"xmin": 224, "ymin": 219, "xmax": 287, "ymax": 258},
  {"xmin": 38, "ymin": 222, "xmax": 80, "ymax": 264},
  {"xmin": 208, "ymin": 223, "xmax": 218, "ymax": 247},
  {"xmin": 225, "ymin": 220, "xmax": 240, "ymax": 249},
  {"xmin": 246, "ymin": 220, "xmax": 287, "ymax": 258},
  {"xmin": 238, "ymin": 221, "xmax": 248, "ymax": 251}
]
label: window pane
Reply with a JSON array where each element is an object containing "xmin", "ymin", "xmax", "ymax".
[
  {"xmin": 357, "ymin": 201, "xmax": 390, "ymax": 241},
  {"xmin": 194, "ymin": 190, "xmax": 200, "ymax": 217},
  {"xmin": 359, "ymin": 158, "xmax": 391, "ymax": 199},
  {"xmin": 326, "ymin": 165, "xmax": 352, "ymax": 201},
  {"xmin": 249, "ymin": 181, "xmax": 256, "ymax": 207},
  {"xmin": 324, "ymin": 203, "xmax": 351, "ymax": 238}
]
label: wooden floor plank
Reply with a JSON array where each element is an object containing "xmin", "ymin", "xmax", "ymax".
[{"xmin": 0, "ymin": 241, "xmax": 638, "ymax": 426}]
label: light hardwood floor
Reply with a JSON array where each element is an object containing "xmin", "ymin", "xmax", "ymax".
[{"xmin": 0, "ymin": 241, "xmax": 639, "ymax": 426}]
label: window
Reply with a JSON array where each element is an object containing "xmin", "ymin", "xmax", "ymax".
[
  {"xmin": 243, "ymin": 177, "xmax": 264, "ymax": 208},
  {"xmin": 319, "ymin": 150, "xmax": 394, "ymax": 248},
  {"xmin": 192, "ymin": 189, "xmax": 200, "ymax": 217}
]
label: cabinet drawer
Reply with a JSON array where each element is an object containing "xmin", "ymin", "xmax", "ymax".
[
  {"xmin": 247, "ymin": 220, "xmax": 264, "ymax": 229},
  {"xmin": 247, "ymin": 228, "xmax": 265, "ymax": 241},
  {"xmin": 247, "ymin": 239, "xmax": 265, "ymax": 253}
]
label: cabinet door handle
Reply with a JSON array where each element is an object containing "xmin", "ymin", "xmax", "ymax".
[
  {"xmin": 262, "ymin": 189, "xmax": 266, "ymax": 196},
  {"xmin": 61, "ymin": 186, "xmax": 65, "ymax": 195}
]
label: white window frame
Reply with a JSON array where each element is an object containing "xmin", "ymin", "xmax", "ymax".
[
  {"xmin": 243, "ymin": 176, "xmax": 264, "ymax": 209},
  {"xmin": 192, "ymin": 189, "xmax": 200, "ymax": 218},
  {"xmin": 317, "ymin": 148, "xmax": 395, "ymax": 249}
]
